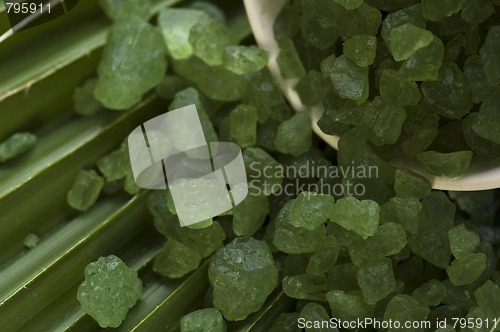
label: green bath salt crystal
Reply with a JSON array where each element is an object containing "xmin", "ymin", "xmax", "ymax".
[
  {"xmin": 447, "ymin": 253, "xmax": 486, "ymax": 286},
  {"xmin": 229, "ymin": 104, "xmax": 258, "ymax": 148},
  {"xmin": 388, "ymin": 197, "xmax": 422, "ymax": 235},
  {"xmin": 0, "ymin": 132, "xmax": 37, "ymax": 163},
  {"xmin": 330, "ymin": 197, "xmax": 379, "ymax": 239},
  {"xmin": 243, "ymin": 147, "xmax": 283, "ymax": 196},
  {"xmin": 189, "ymin": 15, "xmax": 233, "ymax": 66},
  {"xmin": 329, "ymin": 55, "xmax": 369, "ymax": 102},
  {"xmin": 290, "ymin": 192, "xmax": 335, "ymax": 230},
  {"xmin": 360, "ymin": 97, "xmax": 407, "ymax": 146},
  {"xmin": 461, "ymin": 0, "xmax": 495, "ymax": 25},
  {"xmin": 474, "ymin": 280, "xmax": 500, "ymax": 320},
  {"xmin": 277, "ymin": 38, "xmax": 306, "ymax": 79},
  {"xmin": 398, "ymin": 36, "xmax": 444, "ymax": 82},
  {"xmin": 188, "ymin": 1, "xmax": 226, "ymax": 23},
  {"xmin": 94, "ymin": 16, "xmax": 166, "ymax": 110},
  {"xmin": 77, "ymin": 255, "xmax": 142, "ymax": 328},
  {"xmin": 23, "ymin": 233, "xmax": 40, "ymax": 249},
  {"xmin": 274, "ymin": 112, "xmax": 312, "ymax": 157},
  {"xmin": 412, "ymin": 279, "xmax": 446, "ymax": 307},
  {"xmin": 73, "ymin": 78, "xmax": 102, "ymax": 116},
  {"xmin": 232, "ymin": 190, "xmax": 269, "ymax": 236},
  {"xmin": 389, "ymin": 24, "xmax": 434, "ymax": 61},
  {"xmin": 326, "ymin": 290, "xmax": 375, "ymax": 321},
  {"xmin": 209, "ymin": 237, "xmax": 278, "ymax": 321},
  {"xmin": 421, "ymin": 0, "xmax": 468, "ymax": 22},
  {"xmin": 153, "ymin": 239, "xmax": 202, "ymax": 279},
  {"xmin": 383, "ymin": 295, "xmax": 430, "ymax": 332},
  {"xmin": 393, "ymin": 169, "xmax": 431, "ymax": 200},
  {"xmin": 295, "ymin": 70, "xmax": 327, "ymax": 106},
  {"xmin": 273, "ymin": 201, "xmax": 326, "ymax": 254},
  {"xmin": 96, "ymin": 149, "xmax": 126, "ymax": 182},
  {"xmin": 269, "ymin": 313, "xmax": 302, "ymax": 332},
  {"xmin": 67, "ymin": 170, "xmax": 104, "ymax": 212},
  {"xmin": 158, "ymin": 8, "xmax": 207, "ymax": 60},
  {"xmin": 472, "ymin": 93, "xmax": 500, "ymax": 145},
  {"xmin": 282, "ymin": 273, "xmax": 328, "ymax": 301},
  {"xmin": 343, "ymin": 35, "xmax": 377, "ymax": 67},
  {"xmin": 448, "ymin": 224, "xmax": 480, "ymax": 258},
  {"xmin": 333, "ymin": 0, "xmax": 363, "ymax": 10},
  {"xmin": 416, "ymin": 151, "xmax": 473, "ymax": 178},
  {"xmin": 379, "ymin": 69, "xmax": 420, "ymax": 107},
  {"xmin": 300, "ymin": 303, "xmax": 337, "ymax": 332},
  {"xmin": 223, "ymin": 45, "xmax": 268, "ymax": 75},
  {"xmin": 357, "ymin": 257, "xmax": 396, "ymax": 304},
  {"xmin": 479, "ymin": 26, "xmax": 500, "ymax": 86},
  {"xmin": 307, "ymin": 235, "xmax": 341, "ymax": 276},
  {"xmin": 180, "ymin": 308, "xmax": 226, "ymax": 332}
]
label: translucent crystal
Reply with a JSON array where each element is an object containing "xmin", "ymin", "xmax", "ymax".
[
  {"xmin": 329, "ymin": 55, "xmax": 369, "ymax": 102},
  {"xmin": 0, "ymin": 132, "xmax": 37, "ymax": 163},
  {"xmin": 461, "ymin": 0, "xmax": 494, "ymax": 24},
  {"xmin": 274, "ymin": 112, "xmax": 312, "ymax": 157},
  {"xmin": 232, "ymin": 190, "xmax": 269, "ymax": 236},
  {"xmin": 394, "ymin": 169, "xmax": 431, "ymax": 199},
  {"xmin": 421, "ymin": 0, "xmax": 468, "ymax": 22},
  {"xmin": 300, "ymin": 303, "xmax": 335, "ymax": 332},
  {"xmin": 98, "ymin": 0, "xmax": 150, "ymax": 20},
  {"xmin": 464, "ymin": 55, "xmax": 494, "ymax": 104},
  {"xmin": 274, "ymin": 3, "xmax": 300, "ymax": 42},
  {"xmin": 360, "ymin": 96, "xmax": 407, "ymax": 146},
  {"xmin": 472, "ymin": 93, "xmax": 500, "ymax": 145},
  {"xmin": 401, "ymin": 105, "xmax": 439, "ymax": 159},
  {"xmin": 388, "ymin": 197, "xmax": 422, "ymax": 235},
  {"xmin": 416, "ymin": 150, "xmax": 473, "ymax": 178},
  {"xmin": 243, "ymin": 147, "xmax": 283, "ymax": 196},
  {"xmin": 67, "ymin": 170, "xmax": 104, "ymax": 212},
  {"xmin": 349, "ymin": 222, "xmax": 407, "ymax": 266},
  {"xmin": 229, "ymin": 104, "xmax": 258, "ymax": 148},
  {"xmin": 343, "ymin": 35, "xmax": 377, "ymax": 67},
  {"xmin": 158, "ymin": 8, "xmax": 206, "ymax": 60},
  {"xmin": 333, "ymin": 0, "xmax": 363, "ymax": 10},
  {"xmin": 172, "ymin": 57, "xmax": 247, "ymax": 102},
  {"xmin": 408, "ymin": 192, "xmax": 453, "ymax": 269},
  {"xmin": 446, "ymin": 253, "xmax": 486, "ymax": 286},
  {"xmin": 448, "ymin": 224, "xmax": 480, "ymax": 259},
  {"xmin": 306, "ymin": 235, "xmax": 341, "ymax": 275},
  {"xmin": 180, "ymin": 308, "xmax": 226, "ymax": 332},
  {"xmin": 479, "ymin": 26, "xmax": 500, "ymax": 86},
  {"xmin": 383, "ymin": 295, "xmax": 430, "ymax": 332},
  {"xmin": 77, "ymin": 255, "xmax": 142, "ymax": 328},
  {"xmin": 153, "ymin": 239, "xmax": 202, "ymax": 279},
  {"xmin": 381, "ymin": 4, "xmax": 426, "ymax": 52},
  {"xmin": 334, "ymin": 3, "xmax": 382, "ymax": 40},
  {"xmin": 208, "ymin": 237, "xmax": 278, "ymax": 321},
  {"xmin": 282, "ymin": 273, "xmax": 328, "ymax": 301},
  {"xmin": 330, "ymin": 197, "xmax": 380, "ymax": 240},
  {"xmin": 357, "ymin": 257, "xmax": 396, "ymax": 304},
  {"xmin": 380, "ymin": 69, "xmax": 420, "ymax": 106},
  {"xmin": 277, "ymin": 39, "xmax": 306, "ymax": 79},
  {"xmin": 412, "ymin": 279, "xmax": 446, "ymax": 307},
  {"xmin": 474, "ymin": 280, "xmax": 500, "ymax": 320},
  {"xmin": 398, "ymin": 36, "xmax": 444, "ymax": 81},
  {"xmin": 273, "ymin": 201, "xmax": 326, "ymax": 254},
  {"xmin": 73, "ymin": 78, "xmax": 102, "ymax": 116},
  {"xmin": 97, "ymin": 149, "xmax": 127, "ymax": 182},
  {"xmin": 326, "ymin": 290, "xmax": 375, "ymax": 321},
  {"xmin": 94, "ymin": 17, "xmax": 166, "ymax": 110},
  {"xmin": 290, "ymin": 192, "xmax": 335, "ymax": 230},
  {"xmin": 243, "ymin": 70, "xmax": 290, "ymax": 123},
  {"xmin": 295, "ymin": 70, "xmax": 327, "ymax": 106},
  {"xmin": 188, "ymin": 16, "xmax": 232, "ymax": 66},
  {"xmin": 23, "ymin": 233, "xmax": 40, "ymax": 249},
  {"xmin": 390, "ymin": 24, "xmax": 434, "ymax": 61},
  {"xmin": 299, "ymin": 0, "xmax": 338, "ymax": 50},
  {"xmin": 223, "ymin": 45, "xmax": 268, "ymax": 75},
  {"xmin": 327, "ymin": 262, "xmax": 359, "ymax": 291},
  {"xmin": 420, "ymin": 63, "xmax": 473, "ymax": 120}
]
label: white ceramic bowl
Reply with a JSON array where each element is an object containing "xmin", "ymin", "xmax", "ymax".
[{"xmin": 243, "ymin": 0, "xmax": 500, "ymax": 191}]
